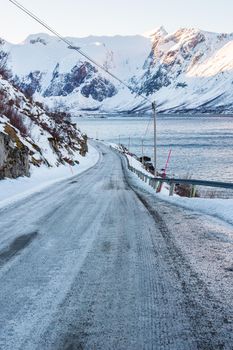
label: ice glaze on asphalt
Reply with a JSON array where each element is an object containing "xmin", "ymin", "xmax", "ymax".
[{"xmin": 0, "ymin": 142, "xmax": 232, "ymax": 350}]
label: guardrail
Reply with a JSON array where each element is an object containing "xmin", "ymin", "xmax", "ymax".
[{"xmin": 111, "ymin": 146, "xmax": 233, "ymax": 197}]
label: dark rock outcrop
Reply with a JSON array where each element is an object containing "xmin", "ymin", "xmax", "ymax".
[
  {"xmin": 29, "ymin": 37, "xmax": 47, "ymax": 46},
  {"xmin": 43, "ymin": 61, "xmax": 117, "ymax": 102},
  {"xmin": 14, "ymin": 71, "xmax": 43, "ymax": 98},
  {"xmin": 0, "ymin": 131, "xmax": 29, "ymax": 179},
  {"xmin": 81, "ymin": 77, "xmax": 117, "ymax": 101},
  {"xmin": 44, "ymin": 62, "xmax": 98, "ymax": 97},
  {"xmin": 138, "ymin": 65, "xmax": 171, "ymax": 96}
]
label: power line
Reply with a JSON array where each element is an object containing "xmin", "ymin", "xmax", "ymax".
[
  {"xmin": 8, "ymin": 0, "xmax": 156, "ymax": 161},
  {"xmin": 8, "ymin": 0, "xmax": 152, "ymax": 106},
  {"xmin": 143, "ymin": 117, "xmax": 153, "ymax": 139}
]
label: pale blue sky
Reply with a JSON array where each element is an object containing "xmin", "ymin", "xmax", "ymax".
[{"xmin": 1, "ymin": 0, "xmax": 233, "ymax": 43}]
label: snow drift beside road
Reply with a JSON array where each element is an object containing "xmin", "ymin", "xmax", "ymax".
[
  {"xmin": 157, "ymin": 194, "xmax": 233, "ymax": 227},
  {"xmin": 110, "ymin": 143, "xmax": 233, "ymax": 227}
]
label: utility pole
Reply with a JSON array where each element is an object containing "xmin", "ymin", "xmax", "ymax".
[{"xmin": 152, "ymin": 102, "xmax": 157, "ymax": 177}]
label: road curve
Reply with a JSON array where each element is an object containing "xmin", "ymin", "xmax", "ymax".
[{"xmin": 0, "ymin": 142, "xmax": 232, "ymax": 350}]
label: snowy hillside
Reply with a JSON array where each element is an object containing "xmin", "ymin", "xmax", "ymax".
[
  {"xmin": 2, "ymin": 27, "xmax": 233, "ymax": 114},
  {"xmin": 0, "ymin": 73, "xmax": 88, "ymax": 179}
]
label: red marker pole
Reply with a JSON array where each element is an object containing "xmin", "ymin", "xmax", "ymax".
[
  {"xmin": 158, "ymin": 149, "xmax": 172, "ymax": 193},
  {"xmin": 152, "ymin": 102, "xmax": 157, "ymax": 177},
  {"xmin": 163, "ymin": 149, "xmax": 172, "ymax": 178}
]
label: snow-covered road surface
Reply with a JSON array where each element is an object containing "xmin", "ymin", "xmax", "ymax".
[{"xmin": 0, "ymin": 142, "xmax": 232, "ymax": 350}]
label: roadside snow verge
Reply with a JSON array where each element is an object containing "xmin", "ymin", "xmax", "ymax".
[
  {"xmin": 127, "ymin": 168, "xmax": 233, "ymax": 226},
  {"xmin": 0, "ymin": 142, "xmax": 99, "ymax": 209},
  {"xmin": 112, "ymin": 144, "xmax": 233, "ymax": 227},
  {"xmin": 157, "ymin": 194, "xmax": 233, "ymax": 227},
  {"xmin": 125, "ymin": 162, "xmax": 233, "ymax": 226}
]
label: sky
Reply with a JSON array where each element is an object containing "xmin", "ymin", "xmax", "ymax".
[{"xmin": 1, "ymin": 0, "xmax": 233, "ymax": 43}]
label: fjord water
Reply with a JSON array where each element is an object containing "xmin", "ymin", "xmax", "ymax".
[{"xmin": 77, "ymin": 115, "xmax": 233, "ymax": 182}]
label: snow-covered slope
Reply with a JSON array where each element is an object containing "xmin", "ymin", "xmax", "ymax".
[
  {"xmin": 0, "ymin": 73, "xmax": 88, "ymax": 179},
  {"xmin": 2, "ymin": 28, "xmax": 233, "ymax": 114}
]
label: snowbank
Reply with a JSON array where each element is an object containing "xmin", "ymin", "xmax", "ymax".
[
  {"xmin": 126, "ymin": 162, "xmax": 233, "ymax": 226},
  {"xmin": 157, "ymin": 194, "xmax": 233, "ymax": 227},
  {"xmin": 110, "ymin": 143, "xmax": 233, "ymax": 227},
  {"xmin": 0, "ymin": 143, "xmax": 99, "ymax": 209}
]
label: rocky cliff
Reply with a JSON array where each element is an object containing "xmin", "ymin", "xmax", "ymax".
[{"xmin": 0, "ymin": 130, "xmax": 29, "ymax": 179}]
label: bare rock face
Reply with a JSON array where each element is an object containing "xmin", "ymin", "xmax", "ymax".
[
  {"xmin": 79, "ymin": 134, "xmax": 88, "ymax": 156},
  {"xmin": 39, "ymin": 61, "xmax": 117, "ymax": 102},
  {"xmin": 14, "ymin": 71, "xmax": 43, "ymax": 98},
  {"xmin": 81, "ymin": 77, "xmax": 117, "ymax": 102},
  {"xmin": 0, "ymin": 131, "xmax": 29, "ymax": 179}
]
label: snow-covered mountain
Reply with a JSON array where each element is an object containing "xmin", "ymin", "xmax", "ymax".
[
  {"xmin": 2, "ymin": 27, "xmax": 233, "ymax": 114},
  {"xmin": 138, "ymin": 27, "xmax": 233, "ymax": 113}
]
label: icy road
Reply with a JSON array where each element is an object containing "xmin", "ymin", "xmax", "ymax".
[{"xmin": 0, "ymin": 143, "xmax": 232, "ymax": 350}]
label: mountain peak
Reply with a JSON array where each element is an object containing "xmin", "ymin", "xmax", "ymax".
[{"xmin": 144, "ymin": 26, "xmax": 168, "ymax": 38}]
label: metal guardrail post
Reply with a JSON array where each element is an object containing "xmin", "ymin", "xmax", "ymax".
[
  {"xmin": 169, "ymin": 183, "xmax": 175, "ymax": 196},
  {"xmin": 155, "ymin": 181, "xmax": 160, "ymax": 192},
  {"xmin": 191, "ymin": 185, "xmax": 197, "ymax": 198}
]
